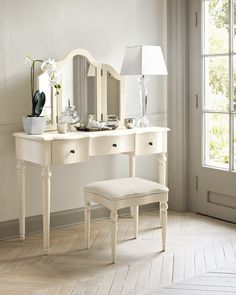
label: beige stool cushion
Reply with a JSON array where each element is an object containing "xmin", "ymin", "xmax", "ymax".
[{"xmin": 84, "ymin": 177, "xmax": 169, "ymax": 200}]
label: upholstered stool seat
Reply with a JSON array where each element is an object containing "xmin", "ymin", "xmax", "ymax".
[{"xmin": 84, "ymin": 177, "xmax": 168, "ymax": 263}]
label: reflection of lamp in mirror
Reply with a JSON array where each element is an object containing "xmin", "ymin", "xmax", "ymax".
[{"xmin": 120, "ymin": 45, "xmax": 167, "ymax": 127}]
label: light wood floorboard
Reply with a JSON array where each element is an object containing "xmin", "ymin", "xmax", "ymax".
[{"xmin": 0, "ymin": 211, "xmax": 235, "ymax": 294}]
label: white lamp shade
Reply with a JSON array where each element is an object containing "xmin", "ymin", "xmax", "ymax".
[{"xmin": 120, "ymin": 45, "xmax": 168, "ymax": 76}]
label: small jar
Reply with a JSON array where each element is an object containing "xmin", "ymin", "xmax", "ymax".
[
  {"xmin": 87, "ymin": 114, "xmax": 100, "ymax": 129},
  {"xmin": 58, "ymin": 112, "xmax": 68, "ymax": 133},
  {"xmin": 57, "ymin": 122, "xmax": 68, "ymax": 133},
  {"xmin": 106, "ymin": 115, "xmax": 119, "ymax": 129},
  {"xmin": 124, "ymin": 118, "xmax": 136, "ymax": 129}
]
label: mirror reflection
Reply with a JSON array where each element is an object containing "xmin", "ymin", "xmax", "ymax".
[
  {"xmin": 38, "ymin": 72, "xmax": 54, "ymax": 122},
  {"xmin": 107, "ymin": 71, "xmax": 120, "ymax": 119},
  {"xmin": 61, "ymin": 55, "xmax": 97, "ymax": 124}
]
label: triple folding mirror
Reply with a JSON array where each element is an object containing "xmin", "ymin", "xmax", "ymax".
[{"xmin": 38, "ymin": 49, "xmax": 125, "ymax": 131}]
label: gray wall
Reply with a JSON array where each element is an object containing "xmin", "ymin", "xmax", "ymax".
[{"xmin": 0, "ymin": 0, "xmax": 167, "ymax": 222}]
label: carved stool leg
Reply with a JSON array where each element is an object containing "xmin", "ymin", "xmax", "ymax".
[
  {"xmin": 84, "ymin": 201, "xmax": 91, "ymax": 249},
  {"xmin": 160, "ymin": 201, "xmax": 168, "ymax": 251},
  {"xmin": 110, "ymin": 210, "xmax": 118, "ymax": 263},
  {"xmin": 134, "ymin": 205, "xmax": 139, "ymax": 239}
]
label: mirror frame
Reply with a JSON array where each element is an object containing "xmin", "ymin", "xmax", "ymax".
[
  {"xmin": 39, "ymin": 49, "xmax": 126, "ymax": 131},
  {"xmin": 56, "ymin": 49, "xmax": 102, "ymax": 123}
]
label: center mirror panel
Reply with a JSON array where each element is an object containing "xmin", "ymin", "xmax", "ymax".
[
  {"xmin": 60, "ymin": 54, "xmax": 99, "ymax": 124},
  {"xmin": 58, "ymin": 49, "xmax": 101, "ymax": 124}
]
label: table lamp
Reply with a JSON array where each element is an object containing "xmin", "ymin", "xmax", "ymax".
[{"xmin": 120, "ymin": 45, "xmax": 167, "ymax": 127}]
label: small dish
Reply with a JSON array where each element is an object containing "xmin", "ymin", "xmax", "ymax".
[
  {"xmin": 100, "ymin": 121, "xmax": 107, "ymax": 128},
  {"xmin": 124, "ymin": 118, "xmax": 136, "ymax": 129}
]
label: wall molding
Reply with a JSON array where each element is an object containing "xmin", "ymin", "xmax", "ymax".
[
  {"xmin": 167, "ymin": 0, "xmax": 189, "ymax": 212},
  {"xmin": 0, "ymin": 203, "xmax": 158, "ymax": 240},
  {"xmin": 0, "ymin": 123, "xmax": 22, "ymax": 135}
]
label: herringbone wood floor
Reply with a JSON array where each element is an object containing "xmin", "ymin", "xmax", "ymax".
[{"xmin": 0, "ymin": 211, "xmax": 236, "ymax": 294}]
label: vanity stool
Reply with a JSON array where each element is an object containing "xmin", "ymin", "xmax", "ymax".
[{"xmin": 84, "ymin": 177, "xmax": 168, "ymax": 263}]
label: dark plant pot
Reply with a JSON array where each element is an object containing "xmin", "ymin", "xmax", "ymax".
[{"xmin": 22, "ymin": 116, "xmax": 46, "ymax": 135}]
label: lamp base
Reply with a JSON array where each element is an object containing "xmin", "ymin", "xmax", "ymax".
[{"xmin": 136, "ymin": 116, "xmax": 150, "ymax": 128}]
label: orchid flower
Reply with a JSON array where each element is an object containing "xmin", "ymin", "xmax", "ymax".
[
  {"xmin": 25, "ymin": 55, "xmax": 33, "ymax": 64},
  {"xmin": 41, "ymin": 58, "xmax": 57, "ymax": 74},
  {"xmin": 25, "ymin": 55, "xmax": 61, "ymax": 98}
]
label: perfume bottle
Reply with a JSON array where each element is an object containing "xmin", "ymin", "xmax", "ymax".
[{"xmin": 59, "ymin": 100, "xmax": 80, "ymax": 132}]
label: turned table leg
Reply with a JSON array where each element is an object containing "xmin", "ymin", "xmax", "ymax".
[
  {"xmin": 17, "ymin": 160, "xmax": 26, "ymax": 241},
  {"xmin": 42, "ymin": 166, "xmax": 51, "ymax": 253},
  {"xmin": 129, "ymin": 153, "xmax": 136, "ymax": 218},
  {"xmin": 158, "ymin": 152, "xmax": 167, "ymax": 186},
  {"xmin": 158, "ymin": 153, "xmax": 167, "ymax": 226}
]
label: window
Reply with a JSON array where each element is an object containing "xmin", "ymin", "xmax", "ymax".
[{"xmin": 202, "ymin": 0, "xmax": 236, "ymax": 170}]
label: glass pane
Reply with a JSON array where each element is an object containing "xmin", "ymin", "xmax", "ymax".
[
  {"xmin": 234, "ymin": 115, "xmax": 236, "ymax": 169},
  {"xmin": 234, "ymin": 56, "xmax": 236, "ymax": 111},
  {"xmin": 204, "ymin": 0, "xmax": 229, "ymax": 54},
  {"xmin": 204, "ymin": 113, "xmax": 229, "ymax": 169},
  {"xmin": 234, "ymin": 0, "xmax": 236, "ymax": 52},
  {"xmin": 204, "ymin": 56, "xmax": 229, "ymax": 111}
]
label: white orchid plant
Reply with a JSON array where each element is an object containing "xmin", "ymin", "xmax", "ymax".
[{"xmin": 25, "ymin": 55, "xmax": 61, "ymax": 117}]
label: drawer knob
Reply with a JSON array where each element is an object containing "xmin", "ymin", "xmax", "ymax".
[
  {"xmin": 70, "ymin": 150, "xmax": 75, "ymax": 154},
  {"xmin": 112, "ymin": 143, "xmax": 117, "ymax": 147},
  {"xmin": 148, "ymin": 142, "xmax": 153, "ymax": 146}
]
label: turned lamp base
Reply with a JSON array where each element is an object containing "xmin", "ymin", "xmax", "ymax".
[{"xmin": 137, "ymin": 116, "xmax": 150, "ymax": 128}]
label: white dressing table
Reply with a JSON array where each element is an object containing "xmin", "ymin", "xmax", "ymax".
[{"xmin": 14, "ymin": 127, "xmax": 168, "ymax": 252}]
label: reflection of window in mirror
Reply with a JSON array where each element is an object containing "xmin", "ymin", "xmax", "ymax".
[{"xmin": 107, "ymin": 72, "xmax": 120, "ymax": 119}]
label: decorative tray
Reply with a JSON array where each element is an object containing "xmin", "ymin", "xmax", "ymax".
[{"xmin": 75, "ymin": 126, "xmax": 117, "ymax": 132}]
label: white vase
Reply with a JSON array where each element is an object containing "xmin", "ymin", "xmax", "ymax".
[{"xmin": 22, "ymin": 116, "xmax": 46, "ymax": 135}]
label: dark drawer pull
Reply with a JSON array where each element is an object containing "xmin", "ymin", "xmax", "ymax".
[
  {"xmin": 70, "ymin": 150, "xmax": 75, "ymax": 154},
  {"xmin": 112, "ymin": 143, "xmax": 117, "ymax": 147},
  {"xmin": 148, "ymin": 142, "xmax": 153, "ymax": 146}
]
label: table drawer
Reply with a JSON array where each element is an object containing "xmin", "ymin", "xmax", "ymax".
[
  {"xmin": 90, "ymin": 134, "xmax": 134, "ymax": 156},
  {"xmin": 135, "ymin": 132, "xmax": 166, "ymax": 155},
  {"xmin": 52, "ymin": 139, "xmax": 89, "ymax": 164}
]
